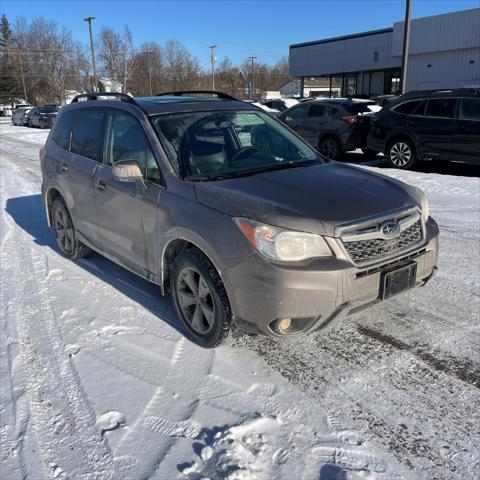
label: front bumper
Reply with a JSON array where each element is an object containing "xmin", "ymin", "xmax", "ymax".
[{"xmin": 223, "ymin": 217, "xmax": 439, "ymax": 336}]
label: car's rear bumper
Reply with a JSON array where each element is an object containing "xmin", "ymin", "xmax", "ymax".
[{"xmin": 223, "ymin": 217, "xmax": 439, "ymax": 336}]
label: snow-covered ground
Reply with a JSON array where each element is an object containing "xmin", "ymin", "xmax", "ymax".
[{"xmin": 1, "ymin": 122, "xmax": 479, "ymax": 480}]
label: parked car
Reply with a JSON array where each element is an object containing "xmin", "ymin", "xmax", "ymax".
[
  {"xmin": 278, "ymin": 98, "xmax": 378, "ymax": 159},
  {"xmin": 12, "ymin": 106, "xmax": 33, "ymax": 126},
  {"xmin": 26, "ymin": 105, "xmax": 58, "ymax": 128},
  {"xmin": 367, "ymin": 88, "xmax": 480, "ymax": 169},
  {"xmin": 243, "ymin": 100, "xmax": 281, "ymax": 116},
  {"xmin": 260, "ymin": 98, "xmax": 299, "ymax": 112},
  {"xmin": 41, "ymin": 91, "xmax": 438, "ymax": 348}
]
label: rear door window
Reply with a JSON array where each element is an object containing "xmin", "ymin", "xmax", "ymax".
[
  {"xmin": 424, "ymin": 98, "xmax": 456, "ymax": 118},
  {"xmin": 284, "ymin": 104, "xmax": 307, "ymax": 121},
  {"xmin": 308, "ymin": 104, "xmax": 332, "ymax": 117},
  {"xmin": 71, "ymin": 109, "xmax": 105, "ymax": 162},
  {"xmin": 52, "ymin": 110, "xmax": 77, "ymax": 150},
  {"xmin": 460, "ymin": 98, "xmax": 480, "ymax": 121},
  {"xmin": 393, "ymin": 100, "xmax": 424, "ymax": 115}
]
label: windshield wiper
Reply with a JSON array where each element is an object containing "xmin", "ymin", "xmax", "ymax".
[{"xmin": 183, "ymin": 159, "xmax": 322, "ymax": 182}]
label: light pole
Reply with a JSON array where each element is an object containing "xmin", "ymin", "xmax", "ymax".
[
  {"xmin": 209, "ymin": 44, "xmax": 217, "ymax": 91},
  {"xmin": 400, "ymin": 0, "xmax": 412, "ymax": 94},
  {"xmin": 248, "ymin": 56, "xmax": 257, "ymax": 100},
  {"xmin": 84, "ymin": 16, "xmax": 97, "ymax": 91}
]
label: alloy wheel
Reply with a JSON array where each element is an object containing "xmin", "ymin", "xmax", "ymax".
[
  {"xmin": 54, "ymin": 207, "xmax": 75, "ymax": 255},
  {"xmin": 390, "ymin": 142, "xmax": 412, "ymax": 167},
  {"xmin": 321, "ymin": 139, "xmax": 338, "ymax": 159},
  {"xmin": 176, "ymin": 267, "xmax": 215, "ymax": 335}
]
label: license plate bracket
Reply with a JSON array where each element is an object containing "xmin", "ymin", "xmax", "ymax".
[{"xmin": 380, "ymin": 262, "xmax": 417, "ymax": 300}]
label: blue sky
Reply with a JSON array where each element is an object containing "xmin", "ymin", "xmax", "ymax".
[{"xmin": 1, "ymin": 0, "xmax": 478, "ymax": 67}]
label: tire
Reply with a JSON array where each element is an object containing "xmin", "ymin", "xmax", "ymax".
[
  {"xmin": 361, "ymin": 148, "xmax": 379, "ymax": 157},
  {"xmin": 52, "ymin": 198, "xmax": 92, "ymax": 260},
  {"xmin": 387, "ymin": 138, "xmax": 417, "ymax": 169},
  {"xmin": 319, "ymin": 136, "xmax": 342, "ymax": 160},
  {"xmin": 171, "ymin": 248, "xmax": 232, "ymax": 348}
]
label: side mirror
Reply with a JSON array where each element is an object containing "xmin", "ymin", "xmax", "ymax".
[{"xmin": 112, "ymin": 159, "xmax": 143, "ymax": 183}]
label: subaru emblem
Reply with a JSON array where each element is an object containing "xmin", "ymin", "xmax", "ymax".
[{"xmin": 380, "ymin": 220, "xmax": 400, "ymax": 239}]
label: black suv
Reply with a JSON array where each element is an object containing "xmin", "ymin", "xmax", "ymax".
[
  {"xmin": 278, "ymin": 99, "xmax": 377, "ymax": 160},
  {"xmin": 367, "ymin": 89, "xmax": 480, "ymax": 169}
]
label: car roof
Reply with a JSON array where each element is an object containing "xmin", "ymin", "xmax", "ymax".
[{"xmin": 67, "ymin": 93, "xmax": 259, "ymax": 116}]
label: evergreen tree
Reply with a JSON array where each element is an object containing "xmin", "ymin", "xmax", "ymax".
[{"xmin": 0, "ymin": 14, "xmax": 21, "ymax": 105}]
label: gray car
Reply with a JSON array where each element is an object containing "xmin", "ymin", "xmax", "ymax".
[{"xmin": 40, "ymin": 91, "xmax": 439, "ymax": 348}]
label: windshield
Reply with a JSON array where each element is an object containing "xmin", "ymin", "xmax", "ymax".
[
  {"xmin": 39, "ymin": 106, "xmax": 57, "ymax": 113},
  {"xmin": 151, "ymin": 109, "xmax": 325, "ymax": 179}
]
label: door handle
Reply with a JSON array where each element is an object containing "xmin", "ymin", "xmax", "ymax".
[
  {"xmin": 58, "ymin": 161, "xmax": 68, "ymax": 172},
  {"xmin": 93, "ymin": 177, "xmax": 106, "ymax": 190}
]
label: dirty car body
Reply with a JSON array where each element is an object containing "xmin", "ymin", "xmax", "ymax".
[{"xmin": 41, "ymin": 92, "xmax": 439, "ymax": 347}]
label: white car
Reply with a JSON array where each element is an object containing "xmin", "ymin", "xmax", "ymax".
[
  {"xmin": 243, "ymin": 100, "xmax": 281, "ymax": 116},
  {"xmin": 260, "ymin": 98, "xmax": 299, "ymax": 113},
  {"xmin": 12, "ymin": 107, "xmax": 33, "ymax": 126}
]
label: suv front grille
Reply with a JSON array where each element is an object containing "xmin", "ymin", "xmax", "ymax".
[{"xmin": 343, "ymin": 219, "xmax": 423, "ymax": 264}]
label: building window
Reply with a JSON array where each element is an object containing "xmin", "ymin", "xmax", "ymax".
[{"xmin": 373, "ymin": 51, "xmax": 379, "ymax": 62}]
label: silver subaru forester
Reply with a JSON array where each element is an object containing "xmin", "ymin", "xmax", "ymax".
[{"xmin": 41, "ymin": 91, "xmax": 439, "ymax": 348}]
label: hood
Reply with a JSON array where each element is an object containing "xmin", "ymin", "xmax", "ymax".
[{"xmin": 194, "ymin": 162, "xmax": 418, "ymax": 237}]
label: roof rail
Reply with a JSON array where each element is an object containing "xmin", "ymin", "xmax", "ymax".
[
  {"xmin": 402, "ymin": 87, "xmax": 480, "ymax": 96},
  {"xmin": 155, "ymin": 90, "xmax": 238, "ymax": 101},
  {"xmin": 71, "ymin": 92, "xmax": 138, "ymax": 105}
]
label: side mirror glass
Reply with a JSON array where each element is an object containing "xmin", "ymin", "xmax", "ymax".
[{"xmin": 112, "ymin": 159, "xmax": 143, "ymax": 183}]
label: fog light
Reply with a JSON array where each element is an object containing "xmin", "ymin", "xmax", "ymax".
[
  {"xmin": 270, "ymin": 316, "xmax": 320, "ymax": 335},
  {"xmin": 278, "ymin": 318, "xmax": 291, "ymax": 333}
]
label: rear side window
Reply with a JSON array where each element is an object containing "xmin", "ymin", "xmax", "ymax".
[
  {"xmin": 460, "ymin": 98, "xmax": 480, "ymax": 120},
  {"xmin": 393, "ymin": 100, "xmax": 423, "ymax": 115},
  {"xmin": 308, "ymin": 104, "xmax": 332, "ymax": 117},
  {"xmin": 425, "ymin": 98, "xmax": 456, "ymax": 118},
  {"xmin": 71, "ymin": 109, "xmax": 105, "ymax": 162},
  {"xmin": 52, "ymin": 110, "xmax": 77, "ymax": 150}
]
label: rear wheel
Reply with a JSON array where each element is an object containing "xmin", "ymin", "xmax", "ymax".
[
  {"xmin": 319, "ymin": 136, "xmax": 342, "ymax": 160},
  {"xmin": 387, "ymin": 138, "xmax": 416, "ymax": 169},
  {"xmin": 171, "ymin": 248, "xmax": 232, "ymax": 348},
  {"xmin": 52, "ymin": 198, "xmax": 92, "ymax": 259}
]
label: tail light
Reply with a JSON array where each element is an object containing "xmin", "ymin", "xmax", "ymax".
[
  {"xmin": 342, "ymin": 115, "xmax": 357, "ymax": 125},
  {"xmin": 39, "ymin": 146, "xmax": 46, "ymax": 162}
]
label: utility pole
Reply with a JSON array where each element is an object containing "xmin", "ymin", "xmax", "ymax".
[
  {"xmin": 17, "ymin": 49, "xmax": 27, "ymax": 101},
  {"xmin": 209, "ymin": 44, "xmax": 217, "ymax": 91},
  {"xmin": 84, "ymin": 16, "xmax": 97, "ymax": 91},
  {"xmin": 248, "ymin": 56, "xmax": 257, "ymax": 100},
  {"xmin": 400, "ymin": 0, "xmax": 412, "ymax": 94},
  {"xmin": 146, "ymin": 45, "xmax": 152, "ymax": 96}
]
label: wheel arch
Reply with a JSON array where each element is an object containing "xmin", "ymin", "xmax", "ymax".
[
  {"xmin": 160, "ymin": 233, "xmax": 226, "ymax": 296},
  {"xmin": 45, "ymin": 186, "xmax": 65, "ymax": 227},
  {"xmin": 386, "ymin": 132, "xmax": 417, "ymax": 153}
]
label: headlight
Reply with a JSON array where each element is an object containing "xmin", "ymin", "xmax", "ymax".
[{"xmin": 235, "ymin": 218, "xmax": 332, "ymax": 262}]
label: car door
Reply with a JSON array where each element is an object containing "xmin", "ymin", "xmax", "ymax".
[
  {"xmin": 410, "ymin": 98, "xmax": 457, "ymax": 160},
  {"xmin": 65, "ymin": 108, "xmax": 106, "ymax": 249},
  {"xmin": 279, "ymin": 104, "xmax": 309, "ymax": 134},
  {"xmin": 92, "ymin": 108, "xmax": 164, "ymax": 278},
  {"xmin": 451, "ymin": 97, "xmax": 480, "ymax": 163},
  {"xmin": 301, "ymin": 103, "xmax": 334, "ymax": 146}
]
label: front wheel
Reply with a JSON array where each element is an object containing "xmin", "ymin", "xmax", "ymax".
[
  {"xmin": 319, "ymin": 136, "xmax": 342, "ymax": 160},
  {"xmin": 387, "ymin": 139, "xmax": 416, "ymax": 169},
  {"xmin": 52, "ymin": 198, "xmax": 92, "ymax": 259},
  {"xmin": 171, "ymin": 248, "xmax": 232, "ymax": 348}
]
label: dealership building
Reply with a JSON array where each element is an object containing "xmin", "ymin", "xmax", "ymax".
[{"xmin": 288, "ymin": 8, "xmax": 480, "ymax": 97}]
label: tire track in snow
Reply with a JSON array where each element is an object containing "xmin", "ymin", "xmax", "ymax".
[{"xmin": 1, "ymin": 157, "xmax": 118, "ymax": 479}]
